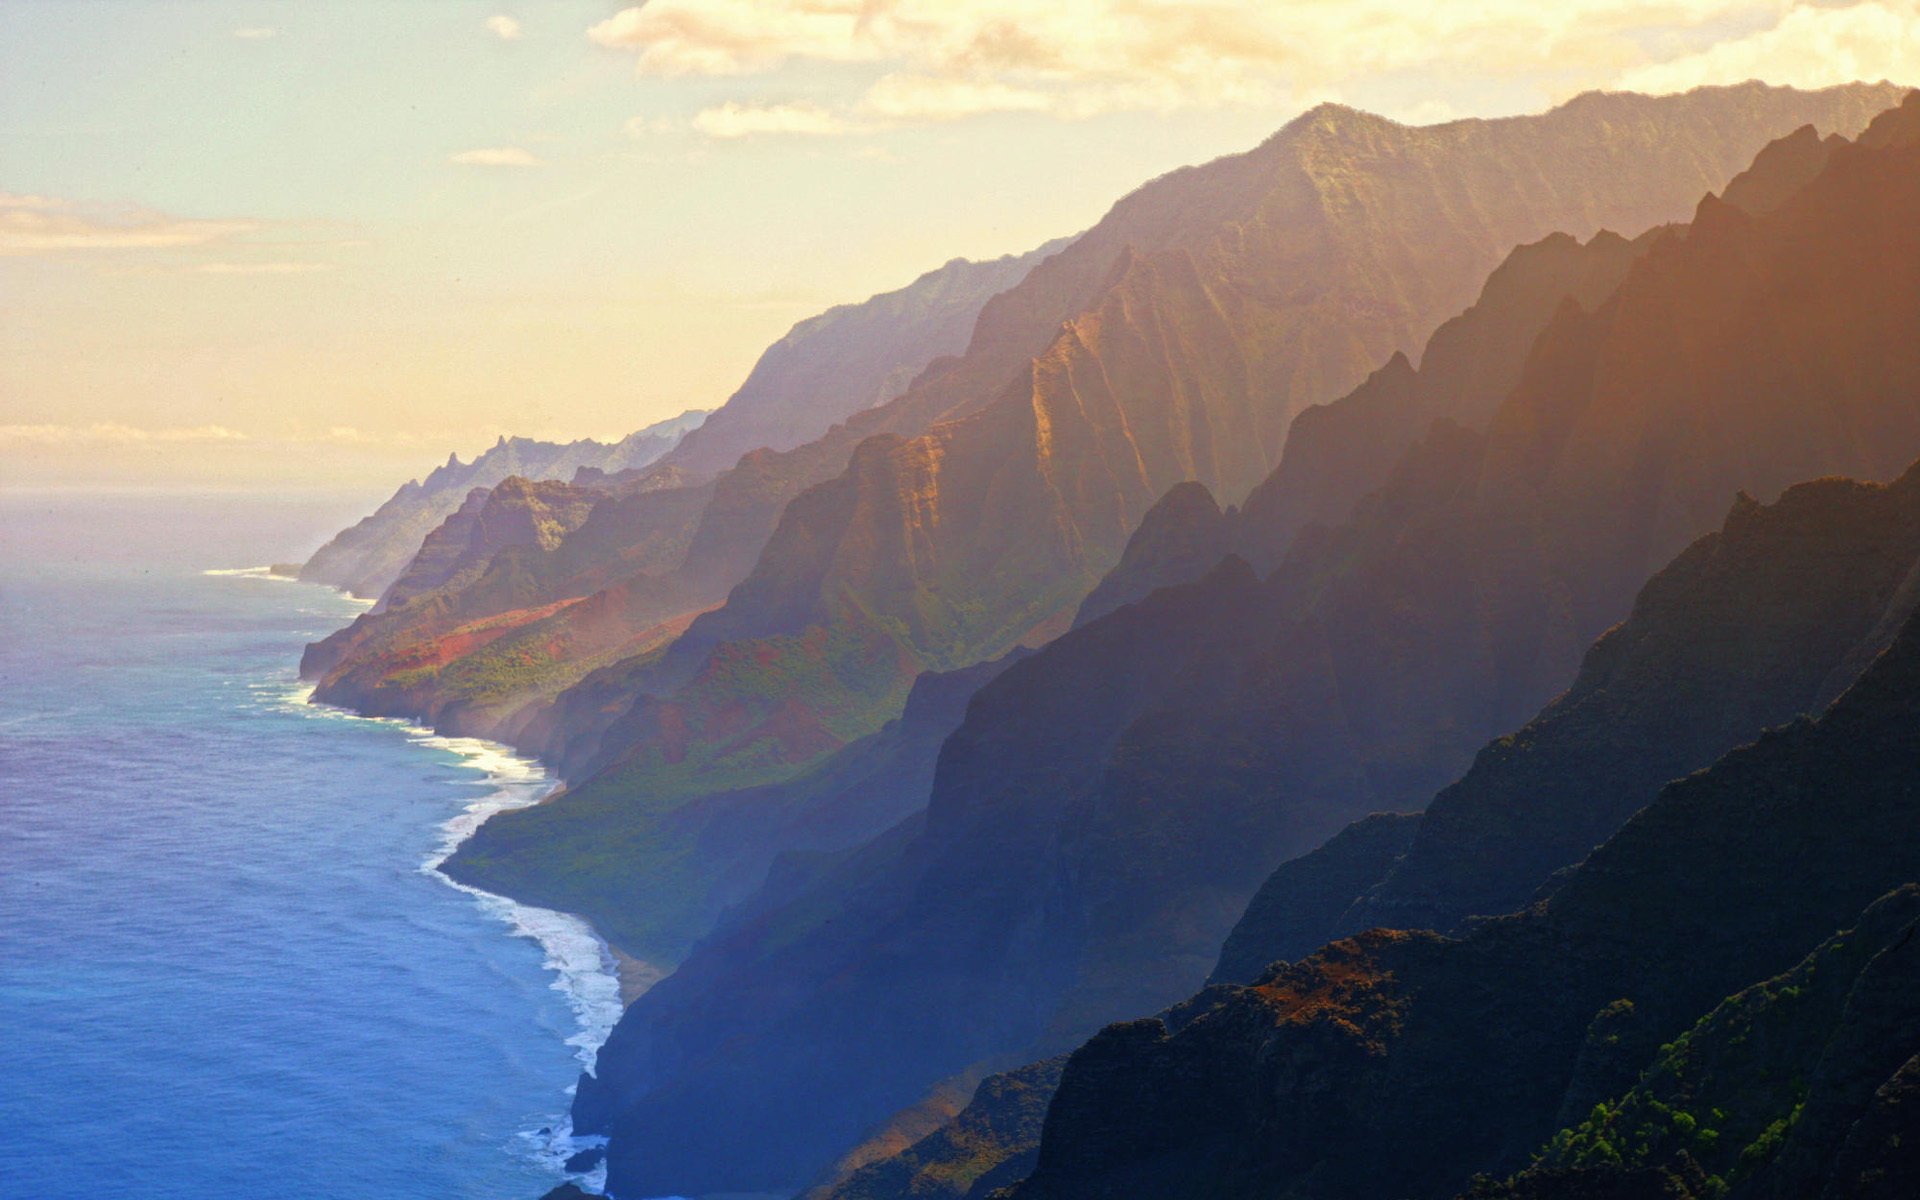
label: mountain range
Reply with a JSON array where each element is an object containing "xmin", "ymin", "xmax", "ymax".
[
  {"xmin": 286, "ymin": 79, "xmax": 1920, "ymax": 1200},
  {"xmin": 299, "ymin": 412, "xmax": 708, "ymax": 600},
  {"xmin": 386, "ymin": 83, "xmax": 1906, "ymax": 998},
  {"xmin": 547, "ymin": 87, "xmax": 1919, "ymax": 1198}
]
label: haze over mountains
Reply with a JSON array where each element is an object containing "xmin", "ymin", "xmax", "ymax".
[
  {"xmin": 300, "ymin": 410, "xmax": 709, "ymax": 601},
  {"xmin": 287, "ymin": 80, "xmax": 1920, "ymax": 1200}
]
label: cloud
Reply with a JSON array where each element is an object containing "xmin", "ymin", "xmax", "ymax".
[
  {"xmin": 449, "ymin": 146, "xmax": 544, "ymax": 167},
  {"xmin": 691, "ymin": 101, "xmax": 856, "ymax": 138},
  {"xmin": 858, "ymin": 73, "xmax": 1053, "ymax": 122},
  {"xmin": 625, "ymin": 114, "xmax": 682, "ymax": 136},
  {"xmin": 485, "ymin": 15, "xmax": 523, "ymax": 41},
  {"xmin": 588, "ymin": 0, "xmax": 881, "ymax": 75},
  {"xmin": 195, "ymin": 261, "xmax": 333, "ymax": 275},
  {"xmin": 0, "ymin": 424, "xmax": 251, "ymax": 445},
  {"xmin": 586, "ymin": 0, "xmax": 1916, "ymax": 131},
  {"xmin": 1614, "ymin": 2, "xmax": 1920, "ymax": 94},
  {"xmin": 232, "ymin": 27, "xmax": 276, "ymax": 40},
  {"xmin": 0, "ymin": 193, "xmax": 257, "ymax": 255}
]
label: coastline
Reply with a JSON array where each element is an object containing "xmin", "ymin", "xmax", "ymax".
[
  {"xmin": 224, "ymin": 567, "xmax": 652, "ymax": 1193},
  {"xmin": 287, "ymin": 679, "xmax": 638, "ymax": 1192}
]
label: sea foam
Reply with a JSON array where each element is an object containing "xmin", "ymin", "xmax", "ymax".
[{"xmin": 231, "ymin": 580, "xmax": 622, "ymax": 1192}]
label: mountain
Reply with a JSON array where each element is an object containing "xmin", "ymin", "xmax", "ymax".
[
  {"xmin": 1209, "ymin": 811, "xmax": 1422, "ymax": 984},
  {"xmin": 1204, "ymin": 462, "xmax": 1920, "ymax": 979},
  {"xmin": 782, "ymin": 453, "xmax": 1920, "ymax": 1200},
  {"xmin": 1078, "ymin": 222, "xmax": 1659, "ymax": 625},
  {"xmin": 1472, "ymin": 886, "xmax": 1920, "ymax": 1199},
  {"xmin": 442, "ymin": 648, "xmax": 1029, "ymax": 961},
  {"xmin": 297, "ymin": 410, "xmax": 706, "ymax": 599},
  {"xmin": 564, "ymin": 90, "xmax": 1920, "ymax": 1197},
  {"xmin": 416, "ymin": 82, "xmax": 1909, "ymax": 966},
  {"xmin": 1329, "ymin": 468, "xmax": 1920, "ymax": 938},
  {"xmin": 296, "ymin": 468, "xmax": 717, "ymax": 732},
  {"xmin": 520, "ymin": 82, "xmax": 1904, "ymax": 804},
  {"xmin": 1001, "ymin": 585, "xmax": 1920, "ymax": 1200},
  {"xmin": 657, "ymin": 242, "xmax": 1075, "ymax": 477}
]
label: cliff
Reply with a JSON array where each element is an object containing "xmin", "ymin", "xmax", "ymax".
[
  {"xmin": 1002, "ymin": 593, "xmax": 1920, "ymax": 1200},
  {"xmin": 297, "ymin": 410, "xmax": 705, "ymax": 599},
  {"xmin": 570, "ymin": 89, "xmax": 1920, "ymax": 1198},
  {"xmin": 657, "ymin": 240, "xmax": 1074, "ymax": 477}
]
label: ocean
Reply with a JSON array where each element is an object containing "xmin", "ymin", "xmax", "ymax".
[{"xmin": 0, "ymin": 490, "xmax": 618, "ymax": 1199}]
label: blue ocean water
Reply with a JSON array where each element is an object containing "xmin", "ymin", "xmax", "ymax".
[{"xmin": 0, "ymin": 491, "xmax": 619, "ymax": 1199}]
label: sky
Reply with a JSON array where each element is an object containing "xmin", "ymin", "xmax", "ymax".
[{"xmin": 1, "ymin": 0, "xmax": 1915, "ymax": 490}]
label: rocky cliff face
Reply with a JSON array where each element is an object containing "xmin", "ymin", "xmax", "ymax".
[
  {"xmin": 658, "ymin": 240, "xmax": 1074, "ymax": 477},
  {"xmin": 551, "ymin": 83, "xmax": 1905, "ymax": 803},
  {"xmin": 1330, "ymin": 466, "xmax": 1920, "ymax": 940},
  {"xmin": 565, "ymin": 90, "xmax": 1920, "ymax": 1200},
  {"xmin": 1003, "ymin": 594, "xmax": 1920, "ymax": 1200},
  {"xmin": 1081, "ymin": 222, "xmax": 1659, "ymax": 624}
]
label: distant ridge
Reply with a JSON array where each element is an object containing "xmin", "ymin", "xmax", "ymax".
[{"xmin": 298, "ymin": 408, "xmax": 706, "ymax": 600}]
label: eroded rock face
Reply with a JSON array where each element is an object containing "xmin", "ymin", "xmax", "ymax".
[
  {"xmin": 577, "ymin": 90, "xmax": 1920, "ymax": 1200},
  {"xmin": 1005, "ymin": 597, "xmax": 1920, "ymax": 1200}
]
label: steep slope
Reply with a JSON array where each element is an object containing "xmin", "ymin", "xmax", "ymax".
[
  {"xmin": 1001, "ymin": 594, "xmax": 1920, "ymax": 1200},
  {"xmin": 780, "ymin": 455, "xmax": 1920, "ymax": 1200},
  {"xmin": 297, "ymin": 468, "xmax": 716, "ymax": 730},
  {"xmin": 1478, "ymin": 886, "xmax": 1920, "ymax": 1199},
  {"xmin": 1081, "ymin": 223, "xmax": 1659, "ymax": 624},
  {"xmin": 569, "ymin": 91, "xmax": 1920, "ymax": 1198},
  {"xmin": 297, "ymin": 410, "xmax": 705, "ymax": 599},
  {"xmin": 1210, "ymin": 812, "xmax": 1422, "ymax": 984},
  {"xmin": 808, "ymin": 1057, "xmax": 1068, "ymax": 1200},
  {"xmin": 658, "ymin": 241, "xmax": 1074, "ymax": 476},
  {"xmin": 1331, "ymin": 467, "xmax": 1920, "ymax": 939},
  {"xmin": 442, "ymin": 649, "xmax": 1029, "ymax": 960},
  {"xmin": 543, "ymin": 83, "xmax": 1902, "ymax": 798}
]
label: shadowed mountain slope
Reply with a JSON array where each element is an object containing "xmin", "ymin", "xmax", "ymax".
[
  {"xmin": 1001, "ymin": 587, "xmax": 1920, "ymax": 1200},
  {"xmin": 542, "ymin": 83, "xmax": 1905, "ymax": 797},
  {"xmin": 796, "ymin": 454, "xmax": 1920, "ymax": 1200},
  {"xmin": 567, "ymin": 92, "xmax": 1920, "ymax": 1199},
  {"xmin": 1081, "ymin": 223, "xmax": 1661, "ymax": 626}
]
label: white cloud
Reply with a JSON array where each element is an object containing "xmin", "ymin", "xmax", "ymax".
[
  {"xmin": 232, "ymin": 27, "xmax": 276, "ymax": 40},
  {"xmin": 859, "ymin": 74, "xmax": 1053, "ymax": 122},
  {"xmin": 0, "ymin": 424, "xmax": 251, "ymax": 445},
  {"xmin": 0, "ymin": 194, "xmax": 256, "ymax": 255},
  {"xmin": 1614, "ymin": 2, "xmax": 1920, "ymax": 94},
  {"xmin": 691, "ymin": 101, "xmax": 857, "ymax": 138},
  {"xmin": 485, "ymin": 15, "xmax": 523, "ymax": 41},
  {"xmin": 195, "ymin": 261, "xmax": 332, "ymax": 275},
  {"xmin": 585, "ymin": 0, "xmax": 1918, "ymax": 131},
  {"xmin": 449, "ymin": 146, "xmax": 544, "ymax": 167},
  {"xmin": 588, "ymin": 0, "xmax": 883, "ymax": 75}
]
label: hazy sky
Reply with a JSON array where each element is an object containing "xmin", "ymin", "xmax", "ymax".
[{"xmin": 2, "ymin": 0, "xmax": 1914, "ymax": 489}]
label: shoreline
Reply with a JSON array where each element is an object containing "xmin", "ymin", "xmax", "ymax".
[
  {"xmin": 288, "ymin": 678, "xmax": 639, "ymax": 1192},
  {"xmin": 222, "ymin": 566, "xmax": 649, "ymax": 1194}
]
